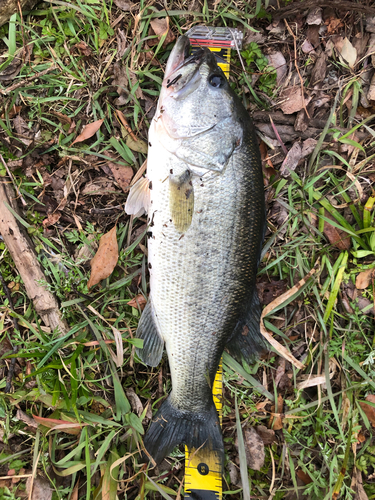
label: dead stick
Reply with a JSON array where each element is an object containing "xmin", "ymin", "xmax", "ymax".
[
  {"xmin": 0, "ymin": 272, "xmax": 19, "ymax": 393},
  {"xmin": 0, "ymin": 65, "xmax": 57, "ymax": 95},
  {"xmin": 0, "ymin": 180, "xmax": 68, "ymax": 336}
]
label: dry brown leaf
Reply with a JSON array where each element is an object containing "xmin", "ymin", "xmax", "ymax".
[
  {"xmin": 71, "ymin": 119, "xmax": 104, "ymax": 146},
  {"xmin": 42, "ymin": 212, "xmax": 61, "ymax": 228},
  {"xmin": 108, "ymin": 163, "xmax": 134, "ymax": 192},
  {"xmin": 1, "ymin": 105, "xmax": 22, "ymax": 119},
  {"xmin": 280, "ymin": 142, "xmax": 302, "ymax": 177},
  {"xmin": 269, "ymin": 395, "xmax": 283, "ymax": 430},
  {"xmin": 256, "ymin": 425, "xmax": 276, "ymax": 445},
  {"xmin": 359, "ymin": 395, "xmax": 375, "ymax": 427},
  {"xmin": 266, "ymin": 52, "xmax": 287, "ymax": 86},
  {"xmin": 87, "ymin": 226, "xmax": 119, "ymax": 289},
  {"xmin": 306, "ymin": 7, "xmax": 322, "ymax": 25},
  {"xmin": 82, "ymin": 177, "xmax": 117, "ymax": 196},
  {"xmin": 242, "ymin": 427, "xmax": 265, "ymax": 471},
  {"xmin": 149, "ymin": 17, "xmax": 175, "ymax": 47},
  {"xmin": 356, "ymin": 268, "xmax": 375, "ymax": 289},
  {"xmin": 113, "ymin": 0, "xmax": 137, "ymax": 11},
  {"xmin": 13, "ymin": 115, "xmax": 33, "ymax": 146},
  {"xmin": 125, "ymin": 387, "xmax": 144, "ymax": 416},
  {"xmin": 326, "ymin": 18, "xmax": 343, "ymax": 34},
  {"xmin": 301, "ymin": 38, "xmax": 315, "ymax": 54},
  {"xmin": 323, "ymin": 210, "xmax": 351, "ymax": 250},
  {"xmin": 127, "ymin": 294, "xmax": 147, "ymax": 310},
  {"xmin": 279, "ymin": 86, "xmax": 311, "ymax": 114},
  {"xmin": 275, "ymin": 357, "xmax": 286, "ymax": 387},
  {"xmin": 26, "ymin": 476, "xmax": 52, "ymax": 500},
  {"xmin": 74, "ymin": 41, "xmax": 92, "ymax": 56},
  {"xmin": 297, "ymin": 470, "xmax": 313, "ymax": 485}
]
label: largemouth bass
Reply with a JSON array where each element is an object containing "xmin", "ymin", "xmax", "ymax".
[{"xmin": 125, "ymin": 36, "xmax": 267, "ymax": 464}]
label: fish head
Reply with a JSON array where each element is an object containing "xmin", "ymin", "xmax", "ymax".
[{"xmin": 154, "ymin": 35, "xmax": 244, "ymax": 161}]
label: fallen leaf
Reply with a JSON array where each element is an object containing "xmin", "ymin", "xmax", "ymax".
[
  {"xmin": 82, "ymin": 177, "xmax": 117, "ymax": 195},
  {"xmin": 356, "ymin": 296, "xmax": 375, "ymax": 315},
  {"xmin": 326, "ymin": 18, "xmax": 343, "ymax": 34},
  {"xmin": 125, "ymin": 387, "xmax": 144, "ymax": 416},
  {"xmin": 1, "ymin": 105, "xmax": 22, "ymax": 119},
  {"xmin": 74, "ymin": 41, "xmax": 92, "ymax": 56},
  {"xmin": 322, "ymin": 210, "xmax": 351, "ymax": 250},
  {"xmin": 297, "ymin": 470, "xmax": 313, "ymax": 484},
  {"xmin": 71, "ymin": 119, "xmax": 104, "ymax": 146},
  {"xmin": 127, "ymin": 294, "xmax": 147, "ymax": 310},
  {"xmin": 125, "ymin": 134, "xmax": 148, "ymax": 154},
  {"xmin": 269, "ymin": 395, "xmax": 284, "ymax": 430},
  {"xmin": 149, "ymin": 17, "xmax": 175, "ymax": 47},
  {"xmin": 266, "ymin": 52, "xmax": 287, "ymax": 86},
  {"xmin": 113, "ymin": 0, "xmax": 137, "ymax": 11},
  {"xmin": 306, "ymin": 7, "xmax": 322, "ymax": 25},
  {"xmin": 256, "ymin": 425, "xmax": 276, "ymax": 445},
  {"xmin": 42, "ymin": 212, "xmax": 61, "ymax": 228},
  {"xmin": 275, "ymin": 357, "xmax": 286, "ymax": 387},
  {"xmin": 310, "ymin": 52, "xmax": 327, "ymax": 87},
  {"xmin": 236, "ymin": 427, "xmax": 265, "ymax": 471},
  {"xmin": 279, "ymin": 86, "xmax": 311, "ymax": 114},
  {"xmin": 356, "ymin": 269, "xmax": 375, "ymax": 289},
  {"xmin": 301, "ymin": 38, "xmax": 315, "ymax": 54},
  {"xmin": 279, "ymin": 142, "xmax": 302, "ymax": 177},
  {"xmin": 108, "ymin": 163, "xmax": 134, "ymax": 192},
  {"xmin": 16, "ymin": 409, "xmax": 38, "ymax": 428},
  {"xmin": 13, "ymin": 115, "xmax": 33, "ymax": 146},
  {"xmin": 87, "ymin": 226, "xmax": 119, "ymax": 289},
  {"xmin": 359, "ymin": 395, "xmax": 375, "ymax": 426},
  {"xmin": 26, "ymin": 476, "xmax": 52, "ymax": 500},
  {"xmin": 337, "ymin": 37, "xmax": 357, "ymax": 69}
]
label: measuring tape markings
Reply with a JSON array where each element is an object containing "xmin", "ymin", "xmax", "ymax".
[{"xmin": 184, "ymin": 28, "xmax": 243, "ymax": 499}]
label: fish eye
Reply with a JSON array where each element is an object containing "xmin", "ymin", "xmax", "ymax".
[{"xmin": 208, "ymin": 74, "xmax": 225, "ymax": 88}]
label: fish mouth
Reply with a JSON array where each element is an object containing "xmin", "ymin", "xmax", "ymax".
[{"xmin": 163, "ymin": 36, "xmax": 210, "ymax": 98}]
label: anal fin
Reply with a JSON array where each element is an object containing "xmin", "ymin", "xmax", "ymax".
[
  {"xmin": 226, "ymin": 289, "xmax": 268, "ymax": 363},
  {"xmin": 135, "ymin": 299, "xmax": 164, "ymax": 367}
]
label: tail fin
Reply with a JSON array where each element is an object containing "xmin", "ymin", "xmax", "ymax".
[{"xmin": 143, "ymin": 396, "xmax": 223, "ymax": 464}]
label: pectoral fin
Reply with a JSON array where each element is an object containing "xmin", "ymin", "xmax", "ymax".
[
  {"xmin": 169, "ymin": 170, "xmax": 194, "ymax": 233},
  {"xmin": 125, "ymin": 177, "xmax": 151, "ymax": 217},
  {"xmin": 136, "ymin": 299, "xmax": 164, "ymax": 367}
]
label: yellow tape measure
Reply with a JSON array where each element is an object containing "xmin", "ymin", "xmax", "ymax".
[
  {"xmin": 184, "ymin": 363, "xmax": 223, "ymax": 500},
  {"xmin": 184, "ymin": 26, "xmax": 243, "ymax": 500}
]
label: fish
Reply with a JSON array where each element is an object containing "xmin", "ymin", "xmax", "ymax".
[{"xmin": 125, "ymin": 35, "xmax": 267, "ymax": 465}]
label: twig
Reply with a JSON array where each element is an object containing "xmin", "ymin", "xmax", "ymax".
[
  {"xmin": 0, "ymin": 64, "xmax": 57, "ymax": 95},
  {"xmin": 0, "ymin": 154, "xmax": 27, "ymax": 206},
  {"xmin": 0, "ymin": 180, "xmax": 68, "ymax": 335},
  {"xmin": 115, "ymin": 109, "xmax": 138, "ymax": 141},
  {"xmin": 0, "ymin": 272, "xmax": 19, "ymax": 393},
  {"xmin": 283, "ymin": 19, "xmax": 310, "ymax": 119}
]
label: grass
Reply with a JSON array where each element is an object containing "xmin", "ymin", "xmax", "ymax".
[{"xmin": 0, "ymin": 0, "xmax": 375, "ymax": 499}]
